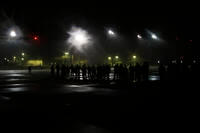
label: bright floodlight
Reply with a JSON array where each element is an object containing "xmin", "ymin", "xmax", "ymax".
[
  {"xmin": 10, "ymin": 30, "xmax": 16, "ymax": 37},
  {"xmin": 65, "ymin": 52, "xmax": 69, "ymax": 55},
  {"xmin": 115, "ymin": 56, "xmax": 119, "ymax": 59},
  {"xmin": 151, "ymin": 34, "xmax": 158, "ymax": 40},
  {"xmin": 108, "ymin": 30, "xmax": 115, "ymax": 35},
  {"xmin": 137, "ymin": 34, "xmax": 142, "ymax": 39},
  {"xmin": 67, "ymin": 26, "xmax": 92, "ymax": 51},
  {"xmin": 22, "ymin": 53, "xmax": 25, "ymax": 56}
]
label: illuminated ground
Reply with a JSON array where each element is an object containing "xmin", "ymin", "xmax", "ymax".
[{"xmin": 0, "ymin": 69, "xmax": 194, "ymax": 132}]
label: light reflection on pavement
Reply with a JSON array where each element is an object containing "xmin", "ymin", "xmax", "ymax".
[
  {"xmin": 0, "ymin": 70, "xmax": 159, "ymax": 133},
  {"xmin": 0, "ymin": 70, "xmax": 159, "ymax": 94}
]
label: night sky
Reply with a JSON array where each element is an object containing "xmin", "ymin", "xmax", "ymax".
[{"xmin": 0, "ymin": 4, "xmax": 199, "ymax": 63}]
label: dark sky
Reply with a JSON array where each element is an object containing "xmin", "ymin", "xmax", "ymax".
[
  {"xmin": 2, "ymin": 6, "xmax": 198, "ymax": 38},
  {"xmin": 0, "ymin": 3, "xmax": 199, "ymax": 62}
]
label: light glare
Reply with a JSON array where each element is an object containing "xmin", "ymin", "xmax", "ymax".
[
  {"xmin": 137, "ymin": 34, "xmax": 142, "ymax": 39},
  {"xmin": 67, "ymin": 26, "xmax": 92, "ymax": 51},
  {"xmin": 108, "ymin": 30, "xmax": 115, "ymax": 35},
  {"xmin": 10, "ymin": 30, "xmax": 16, "ymax": 37},
  {"xmin": 152, "ymin": 34, "xmax": 158, "ymax": 40},
  {"xmin": 108, "ymin": 57, "xmax": 112, "ymax": 60}
]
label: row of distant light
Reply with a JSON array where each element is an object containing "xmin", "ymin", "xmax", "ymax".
[
  {"xmin": 10, "ymin": 27, "xmax": 191, "ymax": 43},
  {"xmin": 108, "ymin": 55, "xmax": 137, "ymax": 60},
  {"xmin": 2, "ymin": 53, "xmax": 25, "ymax": 62},
  {"xmin": 106, "ymin": 29, "xmax": 192, "ymax": 43},
  {"xmin": 9, "ymin": 26, "xmax": 192, "ymax": 51},
  {"xmin": 9, "ymin": 28, "xmax": 157, "ymax": 40},
  {"xmin": 107, "ymin": 55, "xmax": 198, "ymax": 64},
  {"xmin": 137, "ymin": 34, "xmax": 158, "ymax": 40},
  {"xmin": 107, "ymin": 29, "xmax": 194, "ymax": 42},
  {"xmin": 108, "ymin": 29, "xmax": 158, "ymax": 40},
  {"xmin": 3, "ymin": 57, "xmax": 24, "ymax": 62},
  {"xmin": 158, "ymin": 60, "xmax": 198, "ymax": 64}
]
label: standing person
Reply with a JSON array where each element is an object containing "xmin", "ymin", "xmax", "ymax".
[
  {"xmin": 82, "ymin": 64, "xmax": 87, "ymax": 80},
  {"xmin": 56, "ymin": 64, "xmax": 60, "ymax": 77},
  {"xmin": 75, "ymin": 64, "xmax": 81, "ymax": 80},
  {"xmin": 106, "ymin": 64, "xmax": 111, "ymax": 80},
  {"xmin": 87, "ymin": 65, "xmax": 92, "ymax": 80},
  {"xmin": 142, "ymin": 62, "xmax": 149, "ymax": 82},
  {"xmin": 114, "ymin": 64, "xmax": 119, "ymax": 80},
  {"xmin": 61, "ymin": 64, "xmax": 66, "ymax": 78},
  {"xmin": 50, "ymin": 64, "xmax": 55, "ymax": 76},
  {"xmin": 123, "ymin": 64, "xmax": 128, "ymax": 81},
  {"xmin": 159, "ymin": 63, "xmax": 166, "ymax": 81},
  {"xmin": 129, "ymin": 64, "xmax": 135, "ymax": 82},
  {"xmin": 66, "ymin": 65, "xmax": 70, "ymax": 79},
  {"xmin": 97, "ymin": 65, "xmax": 101, "ymax": 81},
  {"xmin": 135, "ymin": 63, "xmax": 141, "ymax": 82},
  {"xmin": 119, "ymin": 64, "xmax": 123, "ymax": 81},
  {"xmin": 69, "ymin": 65, "xmax": 74, "ymax": 78},
  {"xmin": 28, "ymin": 66, "xmax": 32, "ymax": 73},
  {"xmin": 91, "ymin": 65, "xmax": 96, "ymax": 81},
  {"xmin": 77, "ymin": 65, "xmax": 81, "ymax": 80}
]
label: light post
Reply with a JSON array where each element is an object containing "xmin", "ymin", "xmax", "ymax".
[
  {"xmin": 133, "ymin": 55, "xmax": 137, "ymax": 65},
  {"xmin": 65, "ymin": 51, "xmax": 74, "ymax": 65},
  {"xmin": 21, "ymin": 52, "xmax": 25, "ymax": 65},
  {"xmin": 13, "ymin": 56, "xmax": 16, "ymax": 62},
  {"xmin": 64, "ymin": 52, "xmax": 69, "ymax": 64},
  {"xmin": 65, "ymin": 52, "xmax": 69, "ymax": 56},
  {"xmin": 115, "ymin": 56, "xmax": 119, "ymax": 64},
  {"xmin": 108, "ymin": 56, "xmax": 113, "ymax": 66}
]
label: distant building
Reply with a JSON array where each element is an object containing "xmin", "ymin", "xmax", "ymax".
[{"xmin": 26, "ymin": 60, "xmax": 43, "ymax": 66}]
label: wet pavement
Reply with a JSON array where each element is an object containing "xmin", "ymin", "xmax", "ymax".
[
  {"xmin": 0, "ymin": 70, "xmax": 168, "ymax": 132},
  {"xmin": 0, "ymin": 69, "xmax": 159, "ymax": 94}
]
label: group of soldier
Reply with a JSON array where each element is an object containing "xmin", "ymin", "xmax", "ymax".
[
  {"xmin": 158, "ymin": 61, "xmax": 200, "ymax": 81},
  {"xmin": 113, "ymin": 62, "xmax": 149, "ymax": 82},
  {"xmin": 50, "ymin": 62, "xmax": 150, "ymax": 82},
  {"xmin": 50, "ymin": 60, "xmax": 200, "ymax": 82}
]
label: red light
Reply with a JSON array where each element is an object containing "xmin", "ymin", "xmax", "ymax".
[{"xmin": 33, "ymin": 36, "xmax": 39, "ymax": 40}]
